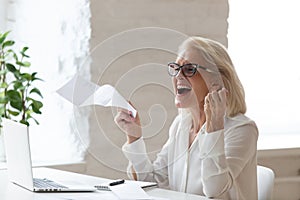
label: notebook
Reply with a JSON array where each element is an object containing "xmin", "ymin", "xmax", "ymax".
[{"xmin": 2, "ymin": 118, "xmax": 96, "ymax": 192}]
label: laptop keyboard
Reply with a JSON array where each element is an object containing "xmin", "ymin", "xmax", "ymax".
[{"xmin": 33, "ymin": 178, "xmax": 68, "ymax": 189}]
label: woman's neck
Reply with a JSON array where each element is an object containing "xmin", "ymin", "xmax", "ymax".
[{"xmin": 189, "ymin": 105, "xmax": 206, "ymax": 134}]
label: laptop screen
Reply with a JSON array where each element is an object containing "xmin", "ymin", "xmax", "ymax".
[{"xmin": 3, "ymin": 119, "xmax": 34, "ymax": 190}]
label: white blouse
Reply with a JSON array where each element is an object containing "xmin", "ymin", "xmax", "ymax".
[{"xmin": 122, "ymin": 112, "xmax": 258, "ymax": 200}]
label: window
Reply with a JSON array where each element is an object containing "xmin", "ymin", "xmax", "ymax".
[
  {"xmin": 2, "ymin": 0, "xmax": 91, "ymax": 163},
  {"xmin": 228, "ymin": 0, "xmax": 300, "ymax": 149}
]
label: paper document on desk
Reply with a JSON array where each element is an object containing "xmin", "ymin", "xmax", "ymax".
[
  {"xmin": 95, "ymin": 180, "xmax": 158, "ymax": 191},
  {"xmin": 109, "ymin": 181, "xmax": 152, "ymax": 200},
  {"xmin": 56, "ymin": 75, "xmax": 137, "ymax": 117}
]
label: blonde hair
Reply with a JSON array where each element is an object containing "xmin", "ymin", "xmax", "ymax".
[{"xmin": 179, "ymin": 36, "xmax": 246, "ymax": 117}]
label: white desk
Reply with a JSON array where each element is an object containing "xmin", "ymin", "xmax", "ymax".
[{"xmin": 0, "ymin": 167, "xmax": 207, "ymax": 200}]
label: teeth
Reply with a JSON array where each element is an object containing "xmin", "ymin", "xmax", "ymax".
[
  {"xmin": 177, "ymin": 85, "xmax": 191, "ymax": 90},
  {"xmin": 177, "ymin": 85, "xmax": 191, "ymax": 95}
]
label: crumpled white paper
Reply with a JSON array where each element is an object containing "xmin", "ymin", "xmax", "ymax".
[{"xmin": 56, "ymin": 75, "xmax": 137, "ymax": 117}]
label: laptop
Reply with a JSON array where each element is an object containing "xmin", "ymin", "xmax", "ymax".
[{"xmin": 2, "ymin": 118, "xmax": 96, "ymax": 192}]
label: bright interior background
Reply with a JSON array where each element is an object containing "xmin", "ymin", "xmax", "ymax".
[
  {"xmin": 0, "ymin": 0, "xmax": 91, "ymax": 163},
  {"xmin": 228, "ymin": 0, "xmax": 300, "ymax": 149},
  {"xmin": 1, "ymin": 0, "xmax": 299, "ymax": 166}
]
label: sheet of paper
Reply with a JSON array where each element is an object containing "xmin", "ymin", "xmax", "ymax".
[
  {"xmin": 95, "ymin": 180, "xmax": 157, "ymax": 191},
  {"xmin": 56, "ymin": 75, "xmax": 137, "ymax": 117},
  {"xmin": 109, "ymin": 181, "xmax": 152, "ymax": 200}
]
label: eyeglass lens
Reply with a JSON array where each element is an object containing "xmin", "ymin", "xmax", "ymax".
[{"xmin": 168, "ymin": 63, "xmax": 197, "ymax": 77}]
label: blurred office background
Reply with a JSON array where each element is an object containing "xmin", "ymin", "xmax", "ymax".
[{"xmin": 0, "ymin": 0, "xmax": 299, "ymax": 199}]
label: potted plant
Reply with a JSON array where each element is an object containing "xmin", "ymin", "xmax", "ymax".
[{"xmin": 0, "ymin": 31, "xmax": 43, "ymax": 161}]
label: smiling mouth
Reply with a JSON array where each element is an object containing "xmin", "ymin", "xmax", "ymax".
[{"xmin": 177, "ymin": 86, "xmax": 192, "ymax": 95}]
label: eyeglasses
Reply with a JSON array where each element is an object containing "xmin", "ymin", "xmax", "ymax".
[{"xmin": 167, "ymin": 62, "xmax": 216, "ymax": 77}]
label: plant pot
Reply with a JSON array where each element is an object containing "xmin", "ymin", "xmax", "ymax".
[{"xmin": 0, "ymin": 129, "xmax": 6, "ymax": 162}]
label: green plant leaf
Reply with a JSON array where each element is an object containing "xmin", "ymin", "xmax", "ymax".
[
  {"xmin": 0, "ymin": 96, "xmax": 8, "ymax": 104},
  {"xmin": 20, "ymin": 73, "xmax": 32, "ymax": 81},
  {"xmin": 22, "ymin": 61, "xmax": 31, "ymax": 67},
  {"xmin": 32, "ymin": 77, "xmax": 43, "ymax": 82},
  {"xmin": 10, "ymin": 100, "xmax": 22, "ymax": 111},
  {"xmin": 11, "ymin": 51, "xmax": 18, "ymax": 62},
  {"xmin": 23, "ymin": 61, "xmax": 31, "ymax": 67},
  {"xmin": 31, "ymin": 100, "xmax": 43, "ymax": 114},
  {"xmin": 32, "ymin": 73, "xmax": 43, "ymax": 82},
  {"xmin": 8, "ymin": 109, "xmax": 19, "ymax": 116},
  {"xmin": 0, "ymin": 82, "xmax": 8, "ymax": 88},
  {"xmin": 13, "ymin": 81, "xmax": 23, "ymax": 90},
  {"xmin": 20, "ymin": 47, "xmax": 30, "ymax": 58},
  {"xmin": 20, "ymin": 119, "xmax": 29, "ymax": 126},
  {"xmin": 29, "ymin": 117, "xmax": 39, "ymax": 125},
  {"xmin": 16, "ymin": 61, "xmax": 31, "ymax": 67},
  {"xmin": 21, "ymin": 46, "xmax": 29, "ymax": 53},
  {"xmin": 6, "ymin": 90, "xmax": 21, "ymax": 102},
  {"xmin": 0, "ymin": 31, "xmax": 43, "ymax": 126},
  {"xmin": 0, "ymin": 31, "xmax": 10, "ymax": 45},
  {"xmin": 29, "ymin": 88, "xmax": 43, "ymax": 98},
  {"xmin": 2, "ymin": 40, "xmax": 15, "ymax": 49},
  {"xmin": 12, "ymin": 70, "xmax": 21, "ymax": 79},
  {"xmin": 7, "ymin": 49, "xmax": 14, "ymax": 53},
  {"xmin": 26, "ymin": 97, "xmax": 33, "ymax": 102},
  {"xmin": 0, "ymin": 106, "xmax": 5, "ymax": 116},
  {"xmin": 6, "ymin": 63, "xmax": 17, "ymax": 72}
]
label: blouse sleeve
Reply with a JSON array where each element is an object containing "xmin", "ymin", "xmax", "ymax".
[
  {"xmin": 122, "ymin": 137, "xmax": 169, "ymax": 188},
  {"xmin": 198, "ymin": 121, "xmax": 258, "ymax": 198},
  {"xmin": 122, "ymin": 115, "xmax": 180, "ymax": 188}
]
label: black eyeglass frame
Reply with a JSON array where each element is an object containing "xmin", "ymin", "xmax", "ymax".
[{"xmin": 167, "ymin": 62, "xmax": 216, "ymax": 77}]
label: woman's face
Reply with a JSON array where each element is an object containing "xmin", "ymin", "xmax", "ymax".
[{"xmin": 172, "ymin": 48, "xmax": 209, "ymax": 109}]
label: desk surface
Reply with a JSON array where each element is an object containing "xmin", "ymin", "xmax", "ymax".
[{"xmin": 0, "ymin": 167, "xmax": 206, "ymax": 200}]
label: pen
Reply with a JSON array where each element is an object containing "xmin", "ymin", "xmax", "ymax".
[{"xmin": 109, "ymin": 179, "xmax": 125, "ymax": 186}]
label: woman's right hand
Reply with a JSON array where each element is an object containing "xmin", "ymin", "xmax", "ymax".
[{"xmin": 114, "ymin": 107, "xmax": 142, "ymax": 144}]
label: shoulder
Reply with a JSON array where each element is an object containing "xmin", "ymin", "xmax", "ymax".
[
  {"xmin": 225, "ymin": 113, "xmax": 257, "ymax": 129},
  {"xmin": 224, "ymin": 113, "xmax": 259, "ymax": 137}
]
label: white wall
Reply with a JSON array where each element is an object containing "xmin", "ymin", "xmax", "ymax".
[
  {"xmin": 0, "ymin": 0, "xmax": 7, "ymax": 30},
  {"xmin": 87, "ymin": 0, "xmax": 229, "ymax": 179}
]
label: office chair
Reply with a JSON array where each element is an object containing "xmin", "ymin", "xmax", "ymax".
[{"xmin": 257, "ymin": 165, "xmax": 275, "ymax": 200}]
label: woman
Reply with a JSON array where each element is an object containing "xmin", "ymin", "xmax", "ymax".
[{"xmin": 114, "ymin": 36, "xmax": 258, "ymax": 199}]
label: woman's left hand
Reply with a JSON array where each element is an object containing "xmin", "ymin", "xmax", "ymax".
[{"xmin": 204, "ymin": 87, "xmax": 227, "ymax": 133}]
